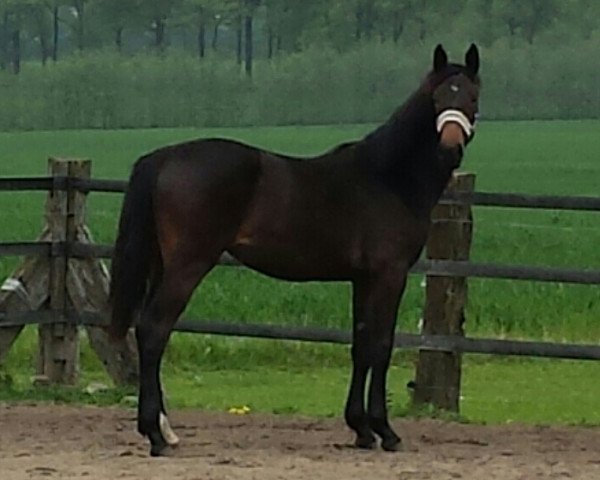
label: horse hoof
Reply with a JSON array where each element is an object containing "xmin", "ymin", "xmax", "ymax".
[
  {"xmin": 355, "ymin": 435, "xmax": 376, "ymax": 450},
  {"xmin": 381, "ymin": 436, "xmax": 403, "ymax": 452},
  {"xmin": 150, "ymin": 442, "xmax": 174, "ymax": 457}
]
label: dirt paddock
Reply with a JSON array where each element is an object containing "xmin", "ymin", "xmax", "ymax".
[{"xmin": 1, "ymin": 404, "xmax": 599, "ymax": 480}]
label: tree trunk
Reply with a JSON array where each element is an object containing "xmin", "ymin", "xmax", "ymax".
[
  {"xmin": 236, "ymin": 15, "xmax": 242, "ymax": 65},
  {"xmin": 355, "ymin": 9, "xmax": 362, "ymax": 41},
  {"xmin": 75, "ymin": 2, "xmax": 85, "ymax": 51},
  {"xmin": 76, "ymin": 21, "xmax": 84, "ymax": 50},
  {"xmin": 52, "ymin": 6, "xmax": 59, "ymax": 61},
  {"xmin": 267, "ymin": 27, "xmax": 274, "ymax": 59},
  {"xmin": 115, "ymin": 27, "xmax": 123, "ymax": 52},
  {"xmin": 197, "ymin": 22, "xmax": 205, "ymax": 59},
  {"xmin": 11, "ymin": 29, "xmax": 20, "ymax": 75},
  {"xmin": 211, "ymin": 19, "xmax": 220, "ymax": 50},
  {"xmin": 155, "ymin": 17, "xmax": 166, "ymax": 51},
  {"xmin": 392, "ymin": 11, "xmax": 403, "ymax": 43},
  {"xmin": 40, "ymin": 33, "xmax": 50, "ymax": 66},
  {"xmin": 418, "ymin": 17, "xmax": 426, "ymax": 41},
  {"xmin": 524, "ymin": 23, "xmax": 535, "ymax": 44},
  {"xmin": 244, "ymin": 14, "xmax": 253, "ymax": 77},
  {"xmin": 0, "ymin": 12, "xmax": 8, "ymax": 71},
  {"xmin": 508, "ymin": 18, "xmax": 517, "ymax": 37}
]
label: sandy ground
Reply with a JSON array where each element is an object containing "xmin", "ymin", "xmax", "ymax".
[{"xmin": 1, "ymin": 404, "xmax": 599, "ymax": 480}]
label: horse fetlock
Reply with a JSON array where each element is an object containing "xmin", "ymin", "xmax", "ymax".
[{"xmin": 159, "ymin": 412, "xmax": 180, "ymax": 447}]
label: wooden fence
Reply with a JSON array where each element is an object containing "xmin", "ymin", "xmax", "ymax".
[{"xmin": 0, "ymin": 159, "xmax": 599, "ymax": 412}]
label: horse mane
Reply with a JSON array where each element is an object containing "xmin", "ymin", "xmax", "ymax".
[
  {"xmin": 358, "ymin": 87, "xmax": 435, "ymax": 174},
  {"xmin": 359, "ymin": 63, "xmax": 479, "ymax": 170}
]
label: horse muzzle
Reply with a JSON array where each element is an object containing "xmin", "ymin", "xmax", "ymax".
[{"xmin": 436, "ymin": 109, "xmax": 475, "ymax": 150}]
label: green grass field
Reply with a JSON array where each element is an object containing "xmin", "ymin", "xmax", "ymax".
[
  {"xmin": 2, "ymin": 342, "xmax": 599, "ymax": 425},
  {"xmin": 1, "ymin": 121, "xmax": 598, "ymax": 340},
  {"xmin": 0, "ymin": 121, "xmax": 599, "ymax": 424}
]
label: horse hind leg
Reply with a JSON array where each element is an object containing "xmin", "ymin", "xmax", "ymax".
[
  {"xmin": 141, "ymin": 263, "xmax": 181, "ymax": 448},
  {"xmin": 136, "ymin": 257, "xmax": 217, "ymax": 456}
]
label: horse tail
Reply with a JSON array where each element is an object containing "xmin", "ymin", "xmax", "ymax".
[{"xmin": 108, "ymin": 154, "xmax": 160, "ymax": 340}]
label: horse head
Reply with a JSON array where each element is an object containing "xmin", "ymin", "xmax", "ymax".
[{"xmin": 429, "ymin": 44, "xmax": 480, "ymax": 164}]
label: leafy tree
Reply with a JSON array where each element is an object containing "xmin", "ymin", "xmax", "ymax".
[
  {"xmin": 180, "ymin": 0, "xmax": 213, "ymax": 58},
  {"xmin": 70, "ymin": 0, "xmax": 88, "ymax": 50},
  {"xmin": 39, "ymin": 0, "xmax": 63, "ymax": 61},
  {"xmin": 137, "ymin": 0, "xmax": 183, "ymax": 51},
  {"xmin": 242, "ymin": 0, "xmax": 259, "ymax": 76},
  {"xmin": 178, "ymin": 0, "xmax": 238, "ymax": 57},
  {"xmin": 492, "ymin": 0, "xmax": 560, "ymax": 44},
  {"xmin": 0, "ymin": 1, "xmax": 9, "ymax": 70},
  {"xmin": 0, "ymin": 0, "xmax": 30, "ymax": 73},
  {"xmin": 25, "ymin": 1, "xmax": 53, "ymax": 65},
  {"xmin": 93, "ymin": 0, "xmax": 141, "ymax": 51}
]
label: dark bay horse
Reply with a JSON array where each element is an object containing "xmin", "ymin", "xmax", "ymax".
[{"xmin": 109, "ymin": 44, "xmax": 481, "ymax": 456}]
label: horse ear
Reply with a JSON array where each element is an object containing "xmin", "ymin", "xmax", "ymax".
[
  {"xmin": 465, "ymin": 43, "xmax": 479, "ymax": 76},
  {"xmin": 433, "ymin": 44, "xmax": 448, "ymax": 73}
]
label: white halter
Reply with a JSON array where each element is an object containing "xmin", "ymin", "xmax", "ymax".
[{"xmin": 436, "ymin": 109, "xmax": 475, "ymax": 139}]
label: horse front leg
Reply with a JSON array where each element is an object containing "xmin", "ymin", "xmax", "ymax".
[
  {"xmin": 345, "ymin": 320, "xmax": 375, "ymax": 449},
  {"xmin": 345, "ymin": 267, "xmax": 407, "ymax": 451}
]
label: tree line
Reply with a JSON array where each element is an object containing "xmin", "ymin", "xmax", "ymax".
[{"xmin": 1, "ymin": 0, "xmax": 599, "ymax": 75}]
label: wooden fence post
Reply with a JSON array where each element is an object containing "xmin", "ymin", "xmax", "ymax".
[
  {"xmin": 66, "ymin": 160, "xmax": 138, "ymax": 386},
  {"xmin": 38, "ymin": 159, "xmax": 79, "ymax": 384},
  {"xmin": 412, "ymin": 172, "xmax": 475, "ymax": 412}
]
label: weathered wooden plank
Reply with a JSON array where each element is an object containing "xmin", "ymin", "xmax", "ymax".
[
  {"xmin": 0, "ymin": 229, "xmax": 51, "ymax": 364},
  {"xmin": 68, "ymin": 225, "xmax": 138, "ymax": 386},
  {"xmin": 65, "ymin": 160, "xmax": 138, "ymax": 386},
  {"xmin": 0, "ymin": 176, "xmax": 57, "ymax": 191},
  {"xmin": 0, "ymin": 242, "xmax": 52, "ymax": 257},
  {"xmin": 38, "ymin": 159, "xmax": 79, "ymax": 384},
  {"xmin": 413, "ymin": 172, "xmax": 475, "ymax": 412},
  {"xmin": 70, "ymin": 178, "xmax": 128, "ymax": 193}
]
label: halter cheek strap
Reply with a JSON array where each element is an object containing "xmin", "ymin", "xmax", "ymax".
[{"xmin": 436, "ymin": 109, "xmax": 475, "ymax": 139}]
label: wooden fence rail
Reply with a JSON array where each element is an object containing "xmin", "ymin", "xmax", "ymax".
[
  {"xmin": 3, "ymin": 176, "xmax": 600, "ymax": 211},
  {"xmin": 2, "ymin": 243, "xmax": 599, "ymax": 285},
  {"xmin": 0, "ymin": 161, "xmax": 599, "ymax": 413},
  {"xmin": 2, "ymin": 311, "xmax": 600, "ymax": 362}
]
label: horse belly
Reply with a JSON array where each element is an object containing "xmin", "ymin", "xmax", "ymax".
[{"xmin": 227, "ymin": 242, "xmax": 353, "ymax": 281}]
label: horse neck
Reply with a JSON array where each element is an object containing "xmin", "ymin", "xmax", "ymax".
[{"xmin": 359, "ymin": 91, "xmax": 456, "ymax": 216}]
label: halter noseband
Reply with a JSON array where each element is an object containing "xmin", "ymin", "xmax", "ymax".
[{"xmin": 436, "ymin": 109, "xmax": 475, "ymax": 140}]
